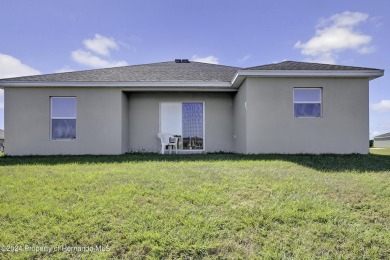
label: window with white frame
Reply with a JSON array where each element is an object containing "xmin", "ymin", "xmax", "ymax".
[
  {"xmin": 160, "ymin": 102, "xmax": 204, "ymax": 150},
  {"xmin": 51, "ymin": 97, "xmax": 76, "ymax": 140},
  {"xmin": 293, "ymin": 88, "xmax": 322, "ymax": 117}
]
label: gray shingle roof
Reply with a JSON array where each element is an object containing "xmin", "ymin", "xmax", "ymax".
[
  {"xmin": 374, "ymin": 132, "xmax": 390, "ymax": 138},
  {"xmin": 0, "ymin": 60, "xmax": 382, "ymax": 84},
  {"xmin": 245, "ymin": 61, "xmax": 381, "ymax": 71},
  {"xmin": 0, "ymin": 61, "xmax": 241, "ymax": 83}
]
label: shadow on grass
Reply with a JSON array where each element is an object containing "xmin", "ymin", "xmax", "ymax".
[{"xmin": 0, "ymin": 152, "xmax": 390, "ymax": 173}]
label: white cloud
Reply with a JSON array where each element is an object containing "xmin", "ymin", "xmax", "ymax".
[
  {"xmin": 371, "ymin": 100, "xmax": 390, "ymax": 112},
  {"xmin": 71, "ymin": 49, "xmax": 127, "ymax": 69},
  {"xmin": 370, "ymin": 121, "xmax": 390, "ymax": 139},
  {"xmin": 83, "ymin": 34, "xmax": 118, "ymax": 56},
  {"xmin": 370, "ymin": 131, "xmax": 381, "ymax": 139},
  {"xmin": 295, "ymin": 27, "xmax": 371, "ymax": 56},
  {"xmin": 0, "ymin": 53, "xmax": 40, "ymax": 79},
  {"xmin": 55, "ymin": 66, "xmax": 73, "ymax": 73},
  {"xmin": 357, "ymin": 46, "xmax": 375, "ymax": 54},
  {"xmin": 191, "ymin": 55, "xmax": 219, "ymax": 64},
  {"xmin": 272, "ymin": 59, "xmax": 287, "ymax": 64},
  {"xmin": 0, "ymin": 53, "xmax": 40, "ymax": 112},
  {"xmin": 305, "ymin": 53, "xmax": 339, "ymax": 64},
  {"xmin": 294, "ymin": 11, "xmax": 373, "ymax": 64},
  {"xmin": 72, "ymin": 34, "xmax": 128, "ymax": 69},
  {"xmin": 238, "ymin": 55, "xmax": 251, "ymax": 63},
  {"xmin": 369, "ymin": 16, "xmax": 383, "ymax": 28},
  {"xmin": 317, "ymin": 11, "xmax": 368, "ymax": 28}
]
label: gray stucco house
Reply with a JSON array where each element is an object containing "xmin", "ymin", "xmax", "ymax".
[
  {"xmin": 0, "ymin": 60, "xmax": 384, "ymax": 155},
  {"xmin": 374, "ymin": 132, "xmax": 390, "ymax": 148},
  {"xmin": 0, "ymin": 129, "xmax": 4, "ymax": 151}
]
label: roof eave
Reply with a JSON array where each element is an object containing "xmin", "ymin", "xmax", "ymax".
[
  {"xmin": 0, "ymin": 81, "xmax": 232, "ymax": 88},
  {"xmin": 231, "ymin": 69, "xmax": 385, "ymax": 88},
  {"xmin": 1, "ymin": 69, "xmax": 384, "ymax": 90},
  {"xmin": 374, "ymin": 135, "xmax": 390, "ymax": 139}
]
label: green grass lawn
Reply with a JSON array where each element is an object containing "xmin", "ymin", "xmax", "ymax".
[{"xmin": 0, "ymin": 150, "xmax": 389, "ymax": 259}]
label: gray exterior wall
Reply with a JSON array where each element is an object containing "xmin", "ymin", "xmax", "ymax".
[
  {"xmin": 3, "ymin": 77, "xmax": 371, "ymax": 155},
  {"xmin": 4, "ymin": 88, "xmax": 127, "ymax": 155},
  {"xmin": 128, "ymin": 92, "xmax": 234, "ymax": 153},
  {"xmin": 233, "ymin": 80, "xmax": 247, "ymax": 153},
  {"xmin": 121, "ymin": 92, "xmax": 129, "ymax": 153},
  {"xmin": 374, "ymin": 138, "xmax": 390, "ymax": 148},
  {"xmin": 234, "ymin": 77, "xmax": 369, "ymax": 154}
]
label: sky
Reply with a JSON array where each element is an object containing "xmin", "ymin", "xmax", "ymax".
[{"xmin": 0, "ymin": 0, "xmax": 389, "ymax": 138}]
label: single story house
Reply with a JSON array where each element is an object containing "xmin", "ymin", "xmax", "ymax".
[
  {"xmin": 374, "ymin": 132, "xmax": 390, "ymax": 148},
  {"xmin": 0, "ymin": 129, "xmax": 4, "ymax": 151},
  {"xmin": 0, "ymin": 60, "xmax": 384, "ymax": 155}
]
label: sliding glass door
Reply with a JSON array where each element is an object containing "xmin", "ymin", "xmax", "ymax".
[
  {"xmin": 160, "ymin": 102, "xmax": 204, "ymax": 150},
  {"xmin": 182, "ymin": 103, "xmax": 203, "ymax": 150}
]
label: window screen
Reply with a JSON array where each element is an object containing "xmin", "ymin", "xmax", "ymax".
[
  {"xmin": 294, "ymin": 88, "xmax": 321, "ymax": 117},
  {"xmin": 51, "ymin": 97, "xmax": 76, "ymax": 140}
]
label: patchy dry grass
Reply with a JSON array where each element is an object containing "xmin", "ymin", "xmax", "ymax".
[{"xmin": 0, "ymin": 150, "xmax": 389, "ymax": 259}]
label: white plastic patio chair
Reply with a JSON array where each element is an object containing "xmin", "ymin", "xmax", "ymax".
[{"xmin": 157, "ymin": 133, "xmax": 178, "ymax": 154}]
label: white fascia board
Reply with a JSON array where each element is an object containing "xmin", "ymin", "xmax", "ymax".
[
  {"xmin": 0, "ymin": 81, "xmax": 232, "ymax": 88},
  {"xmin": 231, "ymin": 69, "xmax": 385, "ymax": 88}
]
